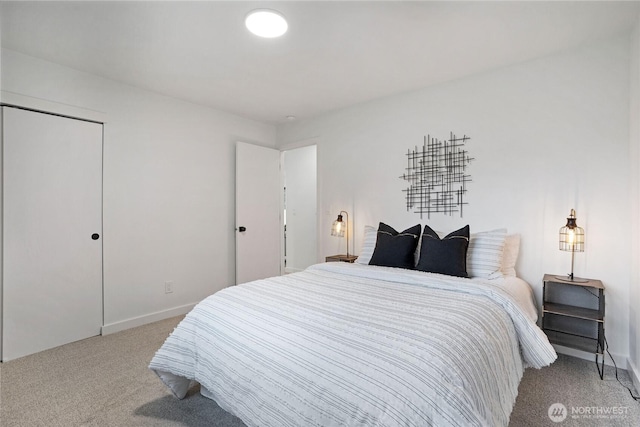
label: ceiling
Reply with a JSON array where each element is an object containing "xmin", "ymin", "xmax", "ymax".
[{"xmin": 2, "ymin": 1, "xmax": 639, "ymax": 125}]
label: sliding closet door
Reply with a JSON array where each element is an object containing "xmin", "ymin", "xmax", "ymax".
[{"xmin": 2, "ymin": 107, "xmax": 103, "ymax": 361}]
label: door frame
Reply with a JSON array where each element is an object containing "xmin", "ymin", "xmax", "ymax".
[
  {"xmin": 278, "ymin": 140, "xmax": 320, "ymax": 273},
  {"xmin": 280, "ymin": 144, "xmax": 318, "ymax": 274}
]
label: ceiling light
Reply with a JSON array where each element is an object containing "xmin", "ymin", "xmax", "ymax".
[{"xmin": 245, "ymin": 9, "xmax": 288, "ymax": 38}]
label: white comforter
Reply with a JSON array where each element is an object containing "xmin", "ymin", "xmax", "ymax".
[{"xmin": 149, "ymin": 262, "xmax": 556, "ymax": 427}]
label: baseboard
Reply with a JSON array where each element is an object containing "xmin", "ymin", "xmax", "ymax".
[
  {"xmin": 101, "ymin": 303, "xmax": 196, "ymax": 335},
  {"xmin": 627, "ymin": 358, "xmax": 640, "ymax": 393},
  {"xmin": 552, "ymin": 344, "xmax": 627, "ymax": 369}
]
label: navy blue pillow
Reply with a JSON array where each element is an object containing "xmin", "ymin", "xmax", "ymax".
[
  {"xmin": 416, "ymin": 224, "xmax": 469, "ymax": 277},
  {"xmin": 369, "ymin": 222, "xmax": 421, "ymax": 269}
]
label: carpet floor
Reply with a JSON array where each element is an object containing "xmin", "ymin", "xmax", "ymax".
[{"xmin": 1, "ymin": 315, "xmax": 639, "ymax": 426}]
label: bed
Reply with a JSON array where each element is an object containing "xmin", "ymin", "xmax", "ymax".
[{"xmin": 149, "ymin": 259, "xmax": 556, "ymax": 427}]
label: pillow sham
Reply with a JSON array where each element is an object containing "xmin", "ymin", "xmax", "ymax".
[
  {"xmin": 501, "ymin": 233, "xmax": 520, "ymax": 277},
  {"xmin": 369, "ymin": 222, "xmax": 421, "ymax": 269},
  {"xmin": 416, "ymin": 224, "xmax": 469, "ymax": 277},
  {"xmin": 355, "ymin": 225, "xmax": 377, "ymax": 265},
  {"xmin": 467, "ymin": 228, "xmax": 507, "ymax": 279}
]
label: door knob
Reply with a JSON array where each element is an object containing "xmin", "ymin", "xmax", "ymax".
[
  {"xmin": 238, "ymin": 226, "xmax": 247, "ymax": 232},
  {"xmin": 91, "ymin": 233, "xmax": 100, "ymax": 240}
]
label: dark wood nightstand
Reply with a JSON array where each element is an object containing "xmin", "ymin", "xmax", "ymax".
[
  {"xmin": 325, "ymin": 254, "xmax": 358, "ymax": 263},
  {"xmin": 542, "ymin": 274, "xmax": 605, "ymax": 379}
]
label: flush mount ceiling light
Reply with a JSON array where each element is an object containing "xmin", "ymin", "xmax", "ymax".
[{"xmin": 245, "ymin": 9, "xmax": 288, "ymax": 38}]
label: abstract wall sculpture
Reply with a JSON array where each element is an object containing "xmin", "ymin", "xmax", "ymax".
[{"xmin": 401, "ymin": 133, "xmax": 473, "ymax": 219}]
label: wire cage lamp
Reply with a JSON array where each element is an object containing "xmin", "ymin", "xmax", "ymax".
[
  {"xmin": 331, "ymin": 211, "xmax": 349, "ymax": 257},
  {"xmin": 556, "ymin": 208, "xmax": 587, "ymax": 282}
]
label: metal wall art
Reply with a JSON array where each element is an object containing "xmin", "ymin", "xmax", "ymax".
[{"xmin": 400, "ymin": 133, "xmax": 473, "ymax": 219}]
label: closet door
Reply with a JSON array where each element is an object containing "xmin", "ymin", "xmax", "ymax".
[{"xmin": 2, "ymin": 107, "xmax": 103, "ymax": 361}]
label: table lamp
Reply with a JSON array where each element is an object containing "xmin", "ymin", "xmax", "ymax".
[
  {"xmin": 556, "ymin": 208, "xmax": 587, "ymax": 282},
  {"xmin": 331, "ymin": 211, "xmax": 349, "ymax": 257}
]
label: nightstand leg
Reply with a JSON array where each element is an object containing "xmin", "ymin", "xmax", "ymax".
[
  {"xmin": 596, "ymin": 344, "xmax": 604, "ymax": 380},
  {"xmin": 596, "ymin": 323, "xmax": 605, "ymax": 380},
  {"xmin": 595, "ymin": 353, "xmax": 604, "ymax": 380}
]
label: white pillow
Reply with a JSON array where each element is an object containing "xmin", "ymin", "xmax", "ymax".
[
  {"xmin": 467, "ymin": 228, "xmax": 507, "ymax": 279},
  {"xmin": 356, "ymin": 225, "xmax": 377, "ymax": 264},
  {"xmin": 501, "ymin": 234, "xmax": 520, "ymax": 277}
]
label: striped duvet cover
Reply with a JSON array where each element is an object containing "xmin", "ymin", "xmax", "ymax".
[{"xmin": 149, "ymin": 262, "xmax": 556, "ymax": 427}]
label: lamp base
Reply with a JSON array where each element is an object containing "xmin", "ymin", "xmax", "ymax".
[{"xmin": 554, "ymin": 275, "xmax": 589, "ymax": 283}]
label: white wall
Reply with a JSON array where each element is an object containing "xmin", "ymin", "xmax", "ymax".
[
  {"xmin": 1, "ymin": 49, "xmax": 276, "ymax": 336},
  {"xmin": 283, "ymin": 145, "xmax": 317, "ymax": 273},
  {"xmin": 277, "ymin": 35, "xmax": 632, "ymax": 363}
]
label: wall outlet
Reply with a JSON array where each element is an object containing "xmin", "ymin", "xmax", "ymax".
[{"xmin": 165, "ymin": 281, "xmax": 174, "ymax": 294}]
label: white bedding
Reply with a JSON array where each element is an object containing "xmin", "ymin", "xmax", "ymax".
[{"xmin": 149, "ymin": 262, "xmax": 556, "ymax": 427}]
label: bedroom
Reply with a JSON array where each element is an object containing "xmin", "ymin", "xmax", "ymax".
[{"xmin": 1, "ymin": 1, "xmax": 640, "ymax": 425}]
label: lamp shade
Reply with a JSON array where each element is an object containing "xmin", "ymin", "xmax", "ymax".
[
  {"xmin": 331, "ymin": 214, "xmax": 345, "ymax": 237},
  {"xmin": 559, "ymin": 209, "xmax": 584, "ymax": 252}
]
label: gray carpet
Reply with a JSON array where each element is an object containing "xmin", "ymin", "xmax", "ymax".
[{"xmin": 1, "ymin": 315, "xmax": 638, "ymax": 426}]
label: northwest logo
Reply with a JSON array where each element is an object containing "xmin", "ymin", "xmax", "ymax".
[{"xmin": 548, "ymin": 403, "xmax": 568, "ymax": 423}]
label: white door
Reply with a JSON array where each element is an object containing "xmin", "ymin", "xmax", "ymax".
[
  {"xmin": 236, "ymin": 142, "xmax": 281, "ymax": 284},
  {"xmin": 2, "ymin": 107, "xmax": 103, "ymax": 361}
]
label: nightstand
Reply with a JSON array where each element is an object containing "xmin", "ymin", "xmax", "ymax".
[
  {"xmin": 325, "ymin": 254, "xmax": 358, "ymax": 263},
  {"xmin": 542, "ymin": 274, "xmax": 605, "ymax": 379}
]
